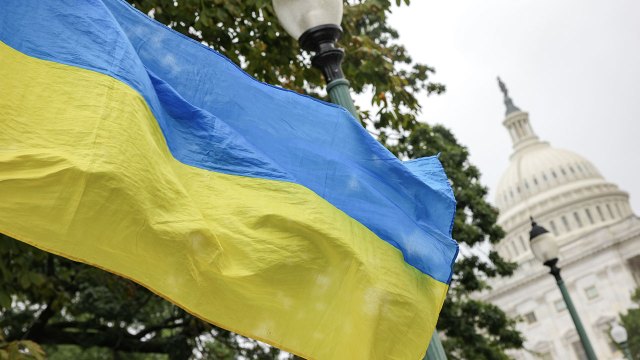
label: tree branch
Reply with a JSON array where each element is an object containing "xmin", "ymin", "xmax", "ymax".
[
  {"xmin": 134, "ymin": 318, "xmax": 184, "ymax": 339},
  {"xmin": 22, "ymin": 302, "xmax": 55, "ymax": 340},
  {"xmin": 28, "ymin": 326, "xmax": 176, "ymax": 354}
]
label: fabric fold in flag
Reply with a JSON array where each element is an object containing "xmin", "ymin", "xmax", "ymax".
[
  {"xmin": 0, "ymin": 1, "xmax": 458, "ymax": 359},
  {"xmin": 403, "ymin": 155, "xmax": 457, "ymax": 240}
]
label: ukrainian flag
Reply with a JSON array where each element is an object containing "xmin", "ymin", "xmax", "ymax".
[{"xmin": 0, "ymin": 1, "xmax": 458, "ymax": 358}]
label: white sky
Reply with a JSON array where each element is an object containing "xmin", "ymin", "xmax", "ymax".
[{"xmin": 387, "ymin": 0, "xmax": 640, "ymax": 214}]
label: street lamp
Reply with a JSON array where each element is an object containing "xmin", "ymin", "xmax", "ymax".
[
  {"xmin": 610, "ymin": 321, "xmax": 633, "ymax": 360},
  {"xmin": 272, "ymin": 2, "xmax": 445, "ymax": 359},
  {"xmin": 529, "ymin": 218, "xmax": 598, "ymax": 360},
  {"xmin": 272, "ymin": 0, "xmax": 358, "ymax": 118}
]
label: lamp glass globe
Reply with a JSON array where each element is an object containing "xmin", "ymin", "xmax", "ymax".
[
  {"xmin": 272, "ymin": 0, "xmax": 343, "ymax": 40},
  {"xmin": 611, "ymin": 323, "xmax": 628, "ymax": 344},
  {"xmin": 530, "ymin": 232, "xmax": 559, "ymax": 263}
]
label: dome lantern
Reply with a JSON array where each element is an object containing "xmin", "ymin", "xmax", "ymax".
[{"xmin": 497, "ymin": 77, "xmax": 540, "ymax": 151}]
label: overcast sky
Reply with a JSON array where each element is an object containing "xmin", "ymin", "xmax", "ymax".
[{"xmin": 387, "ymin": 0, "xmax": 640, "ymax": 214}]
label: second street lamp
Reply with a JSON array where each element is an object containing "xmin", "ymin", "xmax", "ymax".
[
  {"xmin": 610, "ymin": 321, "xmax": 633, "ymax": 360},
  {"xmin": 529, "ymin": 218, "xmax": 598, "ymax": 360},
  {"xmin": 271, "ymin": 1, "xmax": 447, "ymax": 359}
]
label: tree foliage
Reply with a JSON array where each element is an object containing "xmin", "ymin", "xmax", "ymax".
[
  {"xmin": 620, "ymin": 288, "xmax": 640, "ymax": 359},
  {"xmin": 1, "ymin": 0, "xmax": 523, "ymax": 359},
  {"xmin": 0, "ymin": 331, "xmax": 44, "ymax": 360}
]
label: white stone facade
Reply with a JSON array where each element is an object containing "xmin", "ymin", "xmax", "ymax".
[{"xmin": 481, "ymin": 100, "xmax": 640, "ymax": 359}]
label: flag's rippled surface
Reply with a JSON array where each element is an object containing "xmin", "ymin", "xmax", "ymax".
[{"xmin": 0, "ymin": 1, "xmax": 458, "ymax": 358}]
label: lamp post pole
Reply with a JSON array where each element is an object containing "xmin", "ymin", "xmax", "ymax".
[
  {"xmin": 545, "ymin": 258, "xmax": 597, "ymax": 360},
  {"xmin": 271, "ymin": 2, "xmax": 446, "ymax": 359},
  {"xmin": 424, "ymin": 332, "xmax": 447, "ymax": 360},
  {"xmin": 529, "ymin": 220, "xmax": 597, "ymax": 360},
  {"xmin": 621, "ymin": 342, "xmax": 633, "ymax": 360},
  {"xmin": 620, "ymin": 340, "xmax": 633, "ymax": 360}
]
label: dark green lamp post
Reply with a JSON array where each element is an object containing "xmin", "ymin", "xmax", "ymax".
[
  {"xmin": 610, "ymin": 322, "xmax": 633, "ymax": 360},
  {"xmin": 529, "ymin": 219, "xmax": 598, "ymax": 360},
  {"xmin": 271, "ymin": 1, "xmax": 446, "ymax": 359}
]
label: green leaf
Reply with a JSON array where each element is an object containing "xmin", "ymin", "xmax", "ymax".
[
  {"xmin": 0, "ymin": 291, "xmax": 10, "ymax": 309},
  {"xmin": 21, "ymin": 341, "xmax": 45, "ymax": 360},
  {"xmin": 28, "ymin": 273, "xmax": 45, "ymax": 287}
]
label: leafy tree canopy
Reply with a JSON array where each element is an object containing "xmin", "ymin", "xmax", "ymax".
[
  {"xmin": 619, "ymin": 288, "xmax": 640, "ymax": 358},
  {"xmin": 1, "ymin": 0, "xmax": 523, "ymax": 359}
]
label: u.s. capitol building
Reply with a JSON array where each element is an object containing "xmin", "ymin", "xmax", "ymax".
[{"xmin": 482, "ymin": 80, "xmax": 640, "ymax": 359}]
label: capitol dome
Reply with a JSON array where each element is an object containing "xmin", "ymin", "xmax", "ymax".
[
  {"xmin": 496, "ymin": 142, "xmax": 605, "ymax": 211},
  {"xmin": 493, "ymin": 79, "xmax": 632, "ymax": 262},
  {"xmin": 481, "ymin": 79, "xmax": 640, "ymax": 360}
]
